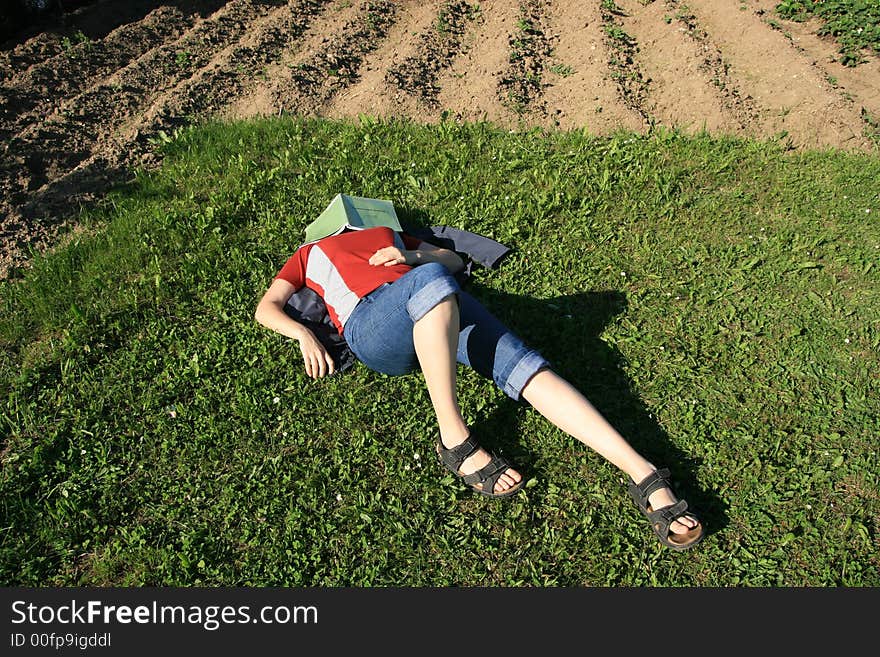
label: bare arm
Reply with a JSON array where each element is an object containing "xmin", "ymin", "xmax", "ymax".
[
  {"xmin": 254, "ymin": 278, "xmax": 335, "ymax": 378},
  {"xmin": 368, "ymin": 241, "xmax": 464, "ymax": 273}
]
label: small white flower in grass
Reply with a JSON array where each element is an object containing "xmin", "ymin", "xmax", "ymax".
[
  {"xmin": 866, "ymin": 209, "xmax": 871, "ymax": 214},
  {"xmin": 272, "ymin": 396, "xmax": 280, "ymax": 404},
  {"xmin": 620, "ymin": 271, "xmax": 626, "ymax": 277},
  {"xmin": 845, "ymin": 338, "xmax": 850, "ymax": 344},
  {"xmin": 169, "ymin": 409, "xmax": 177, "ymax": 419},
  {"xmin": 336, "ymin": 493, "xmax": 342, "ymax": 502},
  {"xmin": 404, "ymin": 464, "xmax": 411, "ymax": 471},
  {"xmin": 805, "ymin": 504, "xmax": 812, "ymax": 510},
  {"xmin": 81, "ymin": 449, "xmax": 86, "ymax": 455},
  {"xmin": 414, "ymin": 453, "xmax": 420, "ymax": 461}
]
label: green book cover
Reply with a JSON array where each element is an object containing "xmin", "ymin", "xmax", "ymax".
[{"xmin": 304, "ymin": 194, "xmax": 403, "ymax": 243}]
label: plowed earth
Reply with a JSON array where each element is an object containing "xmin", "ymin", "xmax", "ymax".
[{"xmin": 1, "ymin": 0, "xmax": 879, "ymax": 277}]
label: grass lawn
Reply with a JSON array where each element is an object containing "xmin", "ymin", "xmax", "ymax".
[{"xmin": 1, "ymin": 116, "xmax": 878, "ymax": 586}]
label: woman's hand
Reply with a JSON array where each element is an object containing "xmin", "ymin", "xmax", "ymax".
[
  {"xmin": 255, "ymin": 279, "xmax": 335, "ymax": 379},
  {"xmin": 370, "ymin": 242, "xmax": 465, "ymax": 273},
  {"xmin": 298, "ymin": 329, "xmax": 336, "ymax": 379},
  {"xmin": 369, "ymin": 246, "xmax": 409, "ymax": 267}
]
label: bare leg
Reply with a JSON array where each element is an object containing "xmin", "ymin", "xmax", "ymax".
[
  {"xmin": 521, "ymin": 368, "xmax": 698, "ymax": 534},
  {"xmin": 412, "ymin": 296, "xmax": 521, "ymax": 493}
]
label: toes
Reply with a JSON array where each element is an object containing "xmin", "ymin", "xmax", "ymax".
[
  {"xmin": 670, "ymin": 515, "xmax": 700, "ymax": 535},
  {"xmin": 494, "ymin": 469, "xmax": 521, "ymax": 494},
  {"xmin": 493, "ymin": 475, "xmax": 512, "ymax": 493},
  {"xmin": 501, "ymin": 471, "xmax": 521, "ymax": 486}
]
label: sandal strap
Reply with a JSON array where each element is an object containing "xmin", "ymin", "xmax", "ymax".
[
  {"xmin": 438, "ymin": 433, "xmax": 480, "ymax": 470},
  {"xmin": 626, "ymin": 468, "xmax": 704, "ymax": 550},
  {"xmin": 647, "ymin": 499, "xmax": 690, "ymax": 527},
  {"xmin": 462, "ymin": 455, "xmax": 511, "ymax": 488},
  {"xmin": 631, "ymin": 468, "xmax": 672, "ymax": 501}
]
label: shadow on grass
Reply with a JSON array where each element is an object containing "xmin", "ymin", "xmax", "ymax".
[{"xmin": 460, "ymin": 280, "xmax": 729, "ymax": 538}]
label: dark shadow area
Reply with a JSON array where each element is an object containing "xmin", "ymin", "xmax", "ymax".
[
  {"xmin": 396, "ymin": 206, "xmax": 430, "ymax": 228},
  {"xmin": 1, "ymin": 1, "xmax": 231, "ymax": 49},
  {"xmin": 1, "ymin": 156, "xmax": 132, "ymax": 280},
  {"xmin": 0, "ymin": 0, "xmax": 288, "ymax": 279},
  {"xmin": 458, "ymin": 279, "xmax": 728, "ymax": 537}
]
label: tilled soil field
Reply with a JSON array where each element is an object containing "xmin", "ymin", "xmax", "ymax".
[{"xmin": 1, "ymin": 0, "xmax": 879, "ymax": 278}]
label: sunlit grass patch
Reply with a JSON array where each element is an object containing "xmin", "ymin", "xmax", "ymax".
[{"xmin": 1, "ymin": 117, "xmax": 878, "ymax": 586}]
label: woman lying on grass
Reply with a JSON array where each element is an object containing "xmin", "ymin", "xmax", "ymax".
[{"xmin": 255, "ymin": 224, "xmax": 705, "ymax": 550}]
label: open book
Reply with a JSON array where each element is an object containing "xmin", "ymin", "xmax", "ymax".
[{"xmin": 304, "ymin": 194, "xmax": 403, "ymax": 243}]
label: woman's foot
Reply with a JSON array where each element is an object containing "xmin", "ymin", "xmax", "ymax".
[
  {"xmin": 628, "ymin": 468, "xmax": 704, "ymax": 550},
  {"xmin": 645, "ymin": 485, "xmax": 701, "ymax": 536},
  {"xmin": 438, "ymin": 431, "xmax": 523, "ymax": 497}
]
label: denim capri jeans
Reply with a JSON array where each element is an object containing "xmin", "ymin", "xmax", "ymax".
[{"xmin": 344, "ymin": 262, "xmax": 549, "ymax": 401}]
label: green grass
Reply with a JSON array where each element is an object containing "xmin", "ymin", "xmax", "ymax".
[
  {"xmin": 549, "ymin": 63, "xmax": 574, "ymax": 77},
  {"xmin": 776, "ymin": 0, "xmax": 880, "ymax": 65},
  {"xmin": 1, "ymin": 117, "xmax": 879, "ymax": 586}
]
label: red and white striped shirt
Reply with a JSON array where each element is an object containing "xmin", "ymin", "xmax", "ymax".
[{"xmin": 275, "ymin": 227, "xmax": 422, "ymax": 335}]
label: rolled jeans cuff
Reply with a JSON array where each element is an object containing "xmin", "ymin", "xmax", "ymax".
[
  {"xmin": 502, "ymin": 349, "xmax": 549, "ymax": 401},
  {"xmin": 405, "ymin": 273, "xmax": 460, "ymax": 322}
]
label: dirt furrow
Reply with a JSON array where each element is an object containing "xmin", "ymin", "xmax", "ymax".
[
  {"xmin": 227, "ymin": 1, "xmax": 361, "ymax": 120},
  {"xmin": 681, "ymin": 0, "xmax": 871, "ymax": 151},
  {"xmin": 661, "ymin": 1, "xmax": 761, "ymax": 133},
  {"xmin": 0, "ymin": 1, "xmax": 225, "ymax": 84},
  {"xmin": 1, "ymin": 1, "xmax": 284, "ymax": 197},
  {"xmin": 0, "ymin": 6, "xmax": 194, "ymax": 144},
  {"xmin": 544, "ymin": 0, "xmax": 643, "ymax": 134},
  {"xmin": 540, "ymin": 0, "xmax": 642, "ymax": 133},
  {"xmin": 325, "ymin": 1, "xmax": 445, "ymax": 121},
  {"xmin": 234, "ymin": 1, "xmax": 398, "ymax": 118},
  {"xmin": 1, "ymin": 32, "xmax": 67, "ymax": 85},
  {"xmin": 433, "ymin": 0, "xmax": 521, "ymax": 125},
  {"xmin": 496, "ymin": 0, "xmax": 553, "ymax": 116},
  {"xmin": 128, "ymin": 0, "xmax": 334, "ymax": 162},
  {"xmin": 751, "ymin": 0, "xmax": 880, "ymax": 141},
  {"xmin": 599, "ymin": 0, "xmax": 652, "ymax": 124},
  {"xmin": 1, "ymin": 0, "xmax": 140, "ymax": 83},
  {"xmin": 0, "ymin": 0, "xmax": 288, "ymax": 275},
  {"xmin": 614, "ymin": 0, "xmax": 749, "ymax": 135},
  {"xmin": 386, "ymin": 1, "xmax": 483, "ymax": 109}
]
